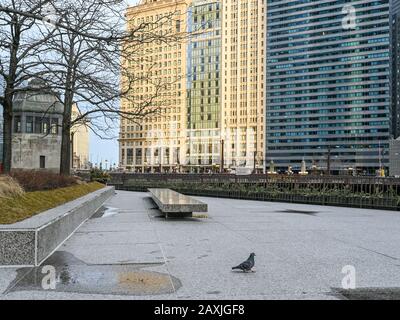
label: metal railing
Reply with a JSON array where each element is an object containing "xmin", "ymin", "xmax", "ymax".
[{"xmin": 106, "ymin": 173, "xmax": 400, "ymax": 211}]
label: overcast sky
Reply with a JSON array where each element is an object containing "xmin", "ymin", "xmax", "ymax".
[{"xmin": 89, "ymin": 0, "xmax": 140, "ymax": 168}]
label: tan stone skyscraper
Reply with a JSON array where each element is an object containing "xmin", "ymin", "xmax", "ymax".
[
  {"xmin": 120, "ymin": 0, "xmax": 190, "ymax": 173},
  {"xmin": 120, "ymin": 0, "xmax": 266, "ymax": 173},
  {"xmin": 221, "ymin": 0, "xmax": 265, "ymax": 171},
  {"xmin": 71, "ymin": 104, "xmax": 90, "ymax": 170}
]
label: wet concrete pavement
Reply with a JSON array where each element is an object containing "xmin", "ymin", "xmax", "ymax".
[{"xmin": 1, "ymin": 191, "xmax": 400, "ymax": 300}]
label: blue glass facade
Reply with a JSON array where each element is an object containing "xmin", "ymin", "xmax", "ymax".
[
  {"xmin": 391, "ymin": 0, "xmax": 400, "ymax": 138},
  {"xmin": 266, "ymin": 0, "xmax": 391, "ymax": 174}
]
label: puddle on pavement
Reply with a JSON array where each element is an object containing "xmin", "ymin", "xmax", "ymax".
[
  {"xmin": 277, "ymin": 209, "xmax": 318, "ymax": 216},
  {"xmin": 207, "ymin": 290, "xmax": 221, "ymax": 295},
  {"xmin": 5, "ymin": 251, "xmax": 181, "ymax": 296},
  {"xmin": 91, "ymin": 206, "xmax": 120, "ymax": 219},
  {"xmin": 333, "ymin": 287, "xmax": 400, "ymax": 300}
]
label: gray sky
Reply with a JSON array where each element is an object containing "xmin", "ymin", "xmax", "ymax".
[{"xmin": 89, "ymin": 0, "xmax": 140, "ymax": 168}]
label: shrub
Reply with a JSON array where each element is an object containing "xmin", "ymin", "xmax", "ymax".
[
  {"xmin": 90, "ymin": 168, "xmax": 110, "ymax": 184},
  {"xmin": 0, "ymin": 175, "xmax": 25, "ymax": 198},
  {"xmin": 10, "ymin": 170, "xmax": 78, "ymax": 192}
]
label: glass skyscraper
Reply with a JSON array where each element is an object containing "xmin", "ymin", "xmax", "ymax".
[
  {"xmin": 391, "ymin": 0, "xmax": 400, "ymax": 138},
  {"xmin": 266, "ymin": 0, "xmax": 391, "ymax": 174},
  {"xmin": 186, "ymin": 0, "xmax": 222, "ymax": 171}
]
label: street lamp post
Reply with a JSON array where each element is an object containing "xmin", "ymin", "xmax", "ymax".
[
  {"xmin": 327, "ymin": 145, "xmax": 331, "ymax": 175},
  {"xmin": 70, "ymin": 131, "xmax": 75, "ymax": 170},
  {"xmin": 253, "ymin": 151, "xmax": 257, "ymax": 174}
]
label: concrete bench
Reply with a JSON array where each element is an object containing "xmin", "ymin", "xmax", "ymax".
[{"xmin": 148, "ymin": 188, "xmax": 208, "ymax": 219}]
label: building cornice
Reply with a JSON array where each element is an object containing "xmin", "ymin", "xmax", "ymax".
[{"xmin": 127, "ymin": 0, "xmax": 190, "ymax": 16}]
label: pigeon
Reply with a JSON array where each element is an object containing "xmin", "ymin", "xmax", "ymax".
[{"xmin": 232, "ymin": 253, "xmax": 256, "ymax": 272}]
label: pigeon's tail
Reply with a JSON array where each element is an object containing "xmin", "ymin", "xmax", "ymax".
[{"xmin": 232, "ymin": 266, "xmax": 241, "ymax": 270}]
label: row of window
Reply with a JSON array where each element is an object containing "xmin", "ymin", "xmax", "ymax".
[{"xmin": 14, "ymin": 115, "xmax": 59, "ymax": 135}]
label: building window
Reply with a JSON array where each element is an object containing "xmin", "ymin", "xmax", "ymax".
[
  {"xmin": 165, "ymin": 147, "xmax": 170, "ymax": 165},
  {"xmin": 14, "ymin": 116, "xmax": 21, "ymax": 133},
  {"xmin": 42, "ymin": 118, "xmax": 50, "ymax": 134},
  {"xmin": 127, "ymin": 149, "xmax": 134, "ymax": 165},
  {"xmin": 135, "ymin": 149, "xmax": 142, "ymax": 166},
  {"xmin": 40, "ymin": 155, "xmax": 46, "ymax": 169},
  {"xmin": 35, "ymin": 117, "xmax": 42, "ymax": 133},
  {"xmin": 121, "ymin": 149, "xmax": 125, "ymax": 165},
  {"xmin": 51, "ymin": 118, "xmax": 58, "ymax": 135},
  {"xmin": 26, "ymin": 116, "xmax": 33, "ymax": 133}
]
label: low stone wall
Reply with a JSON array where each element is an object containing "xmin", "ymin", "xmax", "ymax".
[{"xmin": 0, "ymin": 186, "xmax": 115, "ymax": 266}]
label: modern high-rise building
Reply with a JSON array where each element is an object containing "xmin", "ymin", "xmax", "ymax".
[
  {"xmin": 186, "ymin": 0, "xmax": 222, "ymax": 172},
  {"xmin": 390, "ymin": 0, "xmax": 400, "ymax": 138},
  {"xmin": 221, "ymin": 0, "xmax": 266, "ymax": 171},
  {"xmin": 120, "ymin": 0, "xmax": 190, "ymax": 173},
  {"xmin": 266, "ymin": 0, "xmax": 391, "ymax": 174}
]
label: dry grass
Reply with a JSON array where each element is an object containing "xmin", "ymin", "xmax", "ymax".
[
  {"xmin": 0, "ymin": 182, "xmax": 105, "ymax": 225},
  {"xmin": 0, "ymin": 176, "xmax": 25, "ymax": 199}
]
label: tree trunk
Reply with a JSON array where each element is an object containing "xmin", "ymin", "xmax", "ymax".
[
  {"xmin": 2, "ymin": 99, "xmax": 13, "ymax": 174},
  {"xmin": 59, "ymin": 93, "xmax": 73, "ymax": 175},
  {"xmin": 60, "ymin": 122, "xmax": 71, "ymax": 175}
]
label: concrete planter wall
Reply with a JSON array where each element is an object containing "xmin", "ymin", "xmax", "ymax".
[{"xmin": 0, "ymin": 186, "xmax": 115, "ymax": 266}]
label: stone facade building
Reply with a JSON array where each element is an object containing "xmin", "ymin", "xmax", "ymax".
[
  {"xmin": 11, "ymin": 80, "xmax": 64, "ymax": 171},
  {"xmin": 221, "ymin": 0, "xmax": 266, "ymax": 171},
  {"xmin": 120, "ymin": 0, "xmax": 190, "ymax": 173},
  {"xmin": 0, "ymin": 82, "xmax": 89, "ymax": 173}
]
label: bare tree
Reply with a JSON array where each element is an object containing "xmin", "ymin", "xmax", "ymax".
[
  {"xmin": 1, "ymin": 0, "xmax": 188, "ymax": 175},
  {"xmin": 35, "ymin": 0, "xmax": 187, "ymax": 175},
  {"xmin": 0, "ymin": 0, "xmax": 54, "ymax": 173}
]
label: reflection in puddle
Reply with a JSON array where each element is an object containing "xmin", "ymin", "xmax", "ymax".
[
  {"xmin": 102, "ymin": 207, "xmax": 120, "ymax": 218},
  {"xmin": 118, "ymin": 271, "xmax": 172, "ymax": 293},
  {"xmin": 91, "ymin": 206, "xmax": 120, "ymax": 219},
  {"xmin": 6, "ymin": 251, "xmax": 181, "ymax": 296},
  {"xmin": 277, "ymin": 209, "xmax": 318, "ymax": 216}
]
